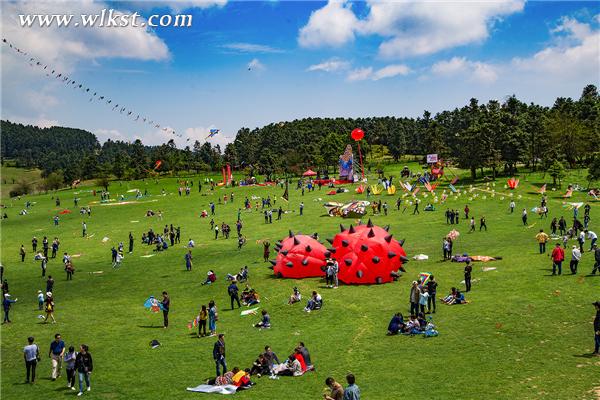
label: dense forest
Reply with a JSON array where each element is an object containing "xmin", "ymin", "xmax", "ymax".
[{"xmin": 1, "ymin": 84, "xmax": 599, "ymax": 195}]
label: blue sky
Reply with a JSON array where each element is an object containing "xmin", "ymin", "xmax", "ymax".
[{"xmin": 1, "ymin": 1, "xmax": 599, "ymax": 148}]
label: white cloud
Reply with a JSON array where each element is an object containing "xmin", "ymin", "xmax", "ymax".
[
  {"xmin": 94, "ymin": 128, "xmax": 129, "ymax": 143},
  {"xmin": 347, "ymin": 67, "xmax": 373, "ymax": 82},
  {"xmin": 164, "ymin": 0, "xmax": 227, "ymax": 13},
  {"xmin": 8, "ymin": 114, "xmax": 59, "ymax": 128},
  {"xmin": 247, "ymin": 58, "xmax": 265, "ymax": 71},
  {"xmin": 298, "ymin": 1, "xmax": 358, "ymax": 48},
  {"xmin": 372, "ymin": 64, "xmax": 411, "ymax": 80},
  {"xmin": 222, "ymin": 42, "xmax": 284, "ymax": 53},
  {"xmin": 512, "ymin": 15, "xmax": 600, "ymax": 78},
  {"xmin": 431, "ymin": 57, "xmax": 498, "ymax": 83},
  {"xmin": 347, "ymin": 64, "xmax": 410, "ymax": 81},
  {"xmin": 307, "ymin": 57, "xmax": 351, "ymax": 72},
  {"xmin": 298, "ymin": 0, "xmax": 525, "ymax": 58}
]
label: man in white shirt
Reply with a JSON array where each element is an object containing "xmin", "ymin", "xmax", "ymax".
[
  {"xmin": 570, "ymin": 245, "xmax": 582, "ymax": 274},
  {"xmin": 585, "ymin": 230, "xmax": 597, "ymax": 251}
]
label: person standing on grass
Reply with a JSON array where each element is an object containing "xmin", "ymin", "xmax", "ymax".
[
  {"xmin": 82, "ymin": 222, "xmax": 87, "ymax": 237},
  {"xmin": 75, "ymin": 344, "xmax": 93, "ymax": 396},
  {"xmin": 32, "ymin": 237, "xmax": 38, "ymax": 252},
  {"xmin": 419, "ymin": 288, "xmax": 429, "ymax": 314},
  {"xmin": 522, "ymin": 208, "xmax": 528, "ymax": 225},
  {"xmin": 464, "ymin": 262, "xmax": 473, "ymax": 292},
  {"xmin": 409, "ymin": 281, "xmax": 420, "ymax": 316},
  {"xmin": 592, "ymin": 301, "xmax": 600, "ymax": 355},
  {"xmin": 43, "ymin": 237, "xmax": 49, "ymax": 258},
  {"xmin": 20, "ymin": 245, "xmax": 26, "ymax": 262},
  {"xmin": 559, "ymin": 217, "xmax": 567, "ymax": 235},
  {"xmin": 469, "ymin": 217, "xmax": 476, "ymax": 232},
  {"xmin": 161, "ymin": 291, "xmax": 170, "ymax": 328},
  {"xmin": 263, "ymin": 241, "xmax": 270, "ymax": 262},
  {"xmin": 228, "ymin": 280, "xmax": 241, "ymax": 309},
  {"xmin": 343, "ymin": 374, "xmax": 360, "ymax": 400},
  {"xmin": 509, "ymin": 200, "xmax": 515, "ymax": 213},
  {"xmin": 300, "ymin": 202, "xmax": 304, "ymax": 216},
  {"xmin": 64, "ymin": 345, "xmax": 77, "ymax": 390},
  {"xmin": 213, "ymin": 334, "xmax": 227, "ymax": 376},
  {"xmin": 23, "ymin": 336, "xmax": 40, "ymax": 384},
  {"xmin": 427, "ymin": 275, "xmax": 438, "ymax": 314},
  {"xmin": 536, "ymin": 229, "xmax": 549, "ymax": 254},
  {"xmin": 46, "ymin": 276, "xmax": 54, "ymax": 293},
  {"xmin": 128, "ymin": 232, "xmax": 134, "ymax": 254},
  {"xmin": 551, "ymin": 242, "xmax": 565, "ymax": 276},
  {"xmin": 3, "ymin": 293, "xmax": 17, "ymax": 323},
  {"xmin": 578, "ymin": 230, "xmax": 585, "ymax": 253},
  {"xmin": 208, "ymin": 300, "xmax": 218, "ymax": 336},
  {"xmin": 570, "ymin": 245, "xmax": 582, "ymax": 274},
  {"xmin": 197, "ymin": 305, "xmax": 208, "ymax": 337},
  {"xmin": 591, "ymin": 244, "xmax": 600, "ymax": 275},
  {"xmin": 413, "ymin": 199, "xmax": 420, "ymax": 215},
  {"xmin": 214, "ymin": 224, "xmax": 219, "ymax": 240},
  {"xmin": 49, "ymin": 333, "xmax": 65, "ymax": 381},
  {"xmin": 464, "ymin": 205, "xmax": 470, "ymax": 219},
  {"xmin": 37, "ymin": 290, "xmax": 44, "ymax": 310},
  {"xmin": 65, "ymin": 260, "xmax": 75, "ymax": 281},
  {"xmin": 479, "ymin": 216, "xmax": 487, "ymax": 231},
  {"xmin": 185, "ymin": 250, "xmax": 193, "ymax": 271}
]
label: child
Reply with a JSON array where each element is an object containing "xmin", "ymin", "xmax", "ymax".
[
  {"xmin": 419, "ymin": 288, "xmax": 429, "ymax": 314},
  {"xmin": 254, "ymin": 310, "xmax": 271, "ymax": 329},
  {"xmin": 112, "ymin": 252, "xmax": 124, "ymax": 268},
  {"xmin": 64, "ymin": 346, "xmax": 77, "ymax": 390},
  {"xmin": 198, "ymin": 305, "xmax": 208, "ymax": 337},
  {"xmin": 37, "ymin": 290, "xmax": 44, "ymax": 310}
]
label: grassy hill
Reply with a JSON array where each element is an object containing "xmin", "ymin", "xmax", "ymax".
[{"xmin": 0, "ymin": 166, "xmax": 599, "ymax": 400}]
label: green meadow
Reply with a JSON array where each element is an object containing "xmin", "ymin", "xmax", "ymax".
[{"xmin": 1, "ymin": 166, "xmax": 599, "ymax": 400}]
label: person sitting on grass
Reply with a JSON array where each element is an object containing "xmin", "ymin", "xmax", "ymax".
[
  {"xmin": 297, "ymin": 342, "xmax": 313, "ymax": 371},
  {"xmin": 227, "ymin": 267, "xmax": 249, "ymax": 283},
  {"xmin": 387, "ymin": 313, "xmax": 404, "ymax": 335},
  {"xmin": 202, "ymin": 270, "xmax": 217, "ymax": 285},
  {"xmin": 303, "ymin": 291, "xmax": 323, "ymax": 312},
  {"xmin": 254, "ymin": 310, "xmax": 271, "ymax": 329},
  {"xmin": 232, "ymin": 369, "xmax": 254, "ymax": 390},
  {"xmin": 442, "ymin": 287, "xmax": 467, "ymax": 305},
  {"xmin": 275, "ymin": 355, "xmax": 303, "ymax": 376},
  {"xmin": 288, "ymin": 287, "xmax": 302, "ymax": 305},
  {"xmin": 249, "ymin": 354, "xmax": 270, "ymax": 377},
  {"xmin": 207, "ymin": 367, "xmax": 238, "ymax": 386},
  {"xmin": 404, "ymin": 314, "xmax": 422, "ymax": 334}
]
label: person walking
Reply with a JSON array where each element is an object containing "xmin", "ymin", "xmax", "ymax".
[
  {"xmin": 128, "ymin": 232, "xmax": 134, "ymax": 254},
  {"xmin": 228, "ymin": 280, "xmax": 241, "ymax": 309},
  {"xmin": 81, "ymin": 222, "xmax": 87, "ymax": 238},
  {"xmin": 64, "ymin": 345, "xmax": 77, "ymax": 390},
  {"xmin": 592, "ymin": 301, "xmax": 600, "ymax": 356},
  {"xmin": 343, "ymin": 374, "xmax": 360, "ymax": 400},
  {"xmin": 49, "ymin": 333, "xmax": 65, "ymax": 381},
  {"xmin": 413, "ymin": 199, "xmax": 420, "ymax": 215},
  {"xmin": 75, "ymin": 344, "xmax": 93, "ymax": 396},
  {"xmin": 464, "ymin": 262, "xmax": 473, "ymax": 292},
  {"xmin": 299, "ymin": 202, "xmax": 304, "ymax": 216},
  {"xmin": 586, "ymin": 230, "xmax": 598, "ymax": 250},
  {"xmin": 570, "ymin": 245, "xmax": 582, "ymax": 274},
  {"xmin": 536, "ymin": 229, "xmax": 549, "ymax": 254},
  {"xmin": 213, "ymin": 334, "xmax": 227, "ymax": 376},
  {"xmin": 522, "ymin": 208, "xmax": 528, "ymax": 225},
  {"xmin": 43, "ymin": 293, "xmax": 56, "ymax": 323},
  {"xmin": 161, "ymin": 291, "xmax": 170, "ymax": 328},
  {"xmin": 23, "ymin": 336, "xmax": 40, "ymax": 384},
  {"xmin": 20, "ymin": 245, "xmax": 26, "ymax": 262},
  {"xmin": 551, "ymin": 242, "xmax": 565, "ymax": 276},
  {"xmin": 479, "ymin": 216, "xmax": 487, "ymax": 231},
  {"xmin": 469, "ymin": 217, "xmax": 475, "ymax": 232}
]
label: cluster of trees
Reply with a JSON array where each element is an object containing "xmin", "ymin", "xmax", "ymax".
[
  {"xmin": 1, "ymin": 84, "xmax": 598, "ymax": 194},
  {"xmin": 227, "ymin": 84, "xmax": 599, "ymax": 180}
]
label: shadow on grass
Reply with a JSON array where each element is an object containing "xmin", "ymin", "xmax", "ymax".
[
  {"xmin": 572, "ymin": 353, "xmax": 599, "ymax": 358},
  {"xmin": 137, "ymin": 325, "xmax": 164, "ymax": 329}
]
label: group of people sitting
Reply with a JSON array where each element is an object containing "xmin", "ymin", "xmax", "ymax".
[
  {"xmin": 226, "ymin": 266, "xmax": 248, "ymax": 283},
  {"xmin": 250, "ymin": 343, "xmax": 314, "ymax": 378},
  {"xmin": 206, "ymin": 367, "xmax": 254, "ymax": 391},
  {"xmin": 441, "ymin": 287, "xmax": 467, "ymax": 305},
  {"xmin": 387, "ymin": 312, "xmax": 438, "ymax": 336},
  {"xmin": 241, "ymin": 285, "xmax": 260, "ymax": 306}
]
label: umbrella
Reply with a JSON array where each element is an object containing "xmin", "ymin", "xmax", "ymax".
[{"xmin": 302, "ymin": 169, "xmax": 317, "ymax": 177}]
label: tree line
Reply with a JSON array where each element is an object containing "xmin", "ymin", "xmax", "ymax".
[{"xmin": 1, "ymin": 84, "xmax": 598, "ymax": 195}]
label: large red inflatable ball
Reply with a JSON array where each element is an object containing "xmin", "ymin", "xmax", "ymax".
[{"xmin": 271, "ymin": 232, "xmax": 329, "ymax": 279}]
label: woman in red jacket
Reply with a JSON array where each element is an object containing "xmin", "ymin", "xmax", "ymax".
[{"xmin": 551, "ymin": 243, "xmax": 565, "ymax": 275}]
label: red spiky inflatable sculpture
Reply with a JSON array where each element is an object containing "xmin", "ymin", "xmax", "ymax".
[
  {"xmin": 328, "ymin": 220, "xmax": 408, "ymax": 284},
  {"xmin": 271, "ymin": 232, "xmax": 328, "ymax": 279}
]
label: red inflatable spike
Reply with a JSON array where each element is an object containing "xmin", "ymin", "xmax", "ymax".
[{"xmin": 273, "ymin": 235, "xmax": 328, "ymax": 279}]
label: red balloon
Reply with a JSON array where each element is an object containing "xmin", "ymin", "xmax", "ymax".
[{"xmin": 351, "ymin": 128, "xmax": 364, "ymax": 141}]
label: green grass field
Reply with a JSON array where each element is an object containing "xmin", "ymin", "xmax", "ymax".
[
  {"xmin": 1, "ymin": 167, "xmax": 599, "ymax": 400},
  {"xmin": 0, "ymin": 165, "xmax": 42, "ymax": 199}
]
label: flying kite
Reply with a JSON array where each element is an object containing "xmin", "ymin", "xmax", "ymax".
[{"xmin": 206, "ymin": 129, "xmax": 220, "ymax": 140}]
